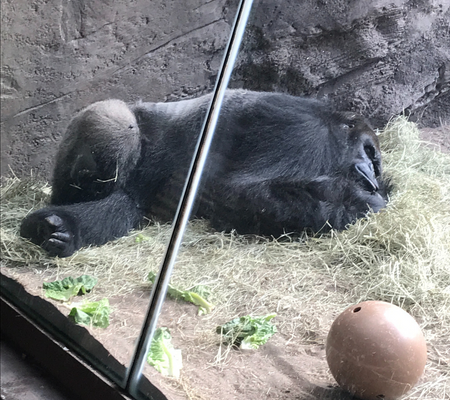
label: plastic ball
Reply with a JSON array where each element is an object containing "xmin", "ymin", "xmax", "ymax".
[{"xmin": 326, "ymin": 301, "xmax": 427, "ymax": 400}]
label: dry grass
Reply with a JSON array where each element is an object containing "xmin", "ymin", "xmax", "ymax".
[{"xmin": 1, "ymin": 116, "xmax": 449, "ymax": 399}]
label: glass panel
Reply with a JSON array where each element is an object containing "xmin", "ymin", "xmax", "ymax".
[
  {"xmin": 1, "ymin": 0, "xmax": 239, "ymax": 394},
  {"xmin": 3, "ymin": 1, "xmax": 445, "ymax": 399},
  {"xmin": 131, "ymin": 2, "xmax": 441, "ymax": 400}
]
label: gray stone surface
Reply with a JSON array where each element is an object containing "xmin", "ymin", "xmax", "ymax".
[
  {"xmin": 230, "ymin": 0, "xmax": 450, "ymax": 127},
  {"xmin": 1, "ymin": 0, "xmax": 236, "ymax": 178},
  {"xmin": 1, "ymin": 0, "xmax": 449, "ymax": 179}
]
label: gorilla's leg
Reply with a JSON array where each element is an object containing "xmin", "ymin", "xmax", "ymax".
[
  {"xmin": 20, "ymin": 190, "xmax": 143, "ymax": 257},
  {"xmin": 205, "ymin": 176, "xmax": 389, "ymax": 236},
  {"xmin": 51, "ymin": 100, "xmax": 141, "ymax": 205}
]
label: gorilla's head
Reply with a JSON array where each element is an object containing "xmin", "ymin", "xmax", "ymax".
[{"xmin": 333, "ymin": 112, "xmax": 382, "ymax": 193}]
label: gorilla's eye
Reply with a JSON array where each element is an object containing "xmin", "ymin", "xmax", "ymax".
[{"xmin": 341, "ymin": 123, "xmax": 355, "ymax": 130}]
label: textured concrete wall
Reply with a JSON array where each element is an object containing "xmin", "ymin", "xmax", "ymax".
[
  {"xmin": 1, "ymin": 0, "xmax": 236, "ymax": 178},
  {"xmin": 1, "ymin": 0, "xmax": 449, "ymax": 179}
]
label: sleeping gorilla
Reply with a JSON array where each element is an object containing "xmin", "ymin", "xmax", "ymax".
[{"xmin": 20, "ymin": 90, "xmax": 390, "ymax": 257}]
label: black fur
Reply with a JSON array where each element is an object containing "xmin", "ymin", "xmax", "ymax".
[{"xmin": 20, "ymin": 90, "xmax": 390, "ymax": 257}]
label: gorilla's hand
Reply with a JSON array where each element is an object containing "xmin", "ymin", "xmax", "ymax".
[
  {"xmin": 20, "ymin": 209, "xmax": 80, "ymax": 258},
  {"xmin": 20, "ymin": 191, "xmax": 143, "ymax": 257}
]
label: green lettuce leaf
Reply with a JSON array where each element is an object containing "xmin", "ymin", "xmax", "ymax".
[
  {"xmin": 147, "ymin": 327, "xmax": 182, "ymax": 378},
  {"xmin": 68, "ymin": 298, "xmax": 110, "ymax": 328},
  {"xmin": 217, "ymin": 313, "xmax": 277, "ymax": 349},
  {"xmin": 135, "ymin": 233, "xmax": 150, "ymax": 243},
  {"xmin": 43, "ymin": 275, "xmax": 97, "ymax": 301},
  {"xmin": 148, "ymin": 272, "xmax": 214, "ymax": 315}
]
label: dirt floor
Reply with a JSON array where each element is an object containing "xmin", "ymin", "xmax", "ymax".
[
  {"xmin": 0, "ymin": 267, "xmax": 363, "ymax": 400},
  {"xmin": 1, "ymin": 124, "xmax": 449, "ymax": 400}
]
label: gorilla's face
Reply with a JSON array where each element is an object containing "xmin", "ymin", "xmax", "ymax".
[{"xmin": 336, "ymin": 112, "xmax": 382, "ymax": 193}]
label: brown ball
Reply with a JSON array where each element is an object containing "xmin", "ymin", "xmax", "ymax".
[{"xmin": 326, "ymin": 301, "xmax": 427, "ymax": 400}]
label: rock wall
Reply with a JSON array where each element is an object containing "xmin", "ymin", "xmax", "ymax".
[
  {"xmin": 1, "ymin": 0, "xmax": 449, "ymax": 179},
  {"xmin": 231, "ymin": 0, "xmax": 450, "ymax": 127}
]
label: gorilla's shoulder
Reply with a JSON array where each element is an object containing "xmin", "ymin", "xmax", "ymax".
[
  {"xmin": 217, "ymin": 90, "xmax": 331, "ymax": 123},
  {"xmin": 129, "ymin": 89, "xmax": 325, "ymax": 112},
  {"xmin": 128, "ymin": 90, "xmax": 331, "ymax": 127}
]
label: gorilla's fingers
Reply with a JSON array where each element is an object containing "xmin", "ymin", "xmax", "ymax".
[
  {"xmin": 49, "ymin": 231, "xmax": 72, "ymax": 243},
  {"xmin": 46, "ymin": 238, "xmax": 67, "ymax": 250},
  {"xmin": 44, "ymin": 239, "xmax": 75, "ymax": 257}
]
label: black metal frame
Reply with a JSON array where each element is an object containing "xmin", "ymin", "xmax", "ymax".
[{"xmin": 1, "ymin": 276, "xmax": 135, "ymax": 400}]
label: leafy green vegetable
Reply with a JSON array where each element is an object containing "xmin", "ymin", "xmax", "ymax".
[
  {"xmin": 148, "ymin": 272, "xmax": 214, "ymax": 315},
  {"xmin": 68, "ymin": 298, "xmax": 111, "ymax": 328},
  {"xmin": 217, "ymin": 313, "xmax": 277, "ymax": 349},
  {"xmin": 167, "ymin": 285, "xmax": 214, "ymax": 315},
  {"xmin": 43, "ymin": 275, "xmax": 98, "ymax": 301},
  {"xmin": 147, "ymin": 327, "xmax": 182, "ymax": 378},
  {"xmin": 135, "ymin": 234, "xmax": 150, "ymax": 243}
]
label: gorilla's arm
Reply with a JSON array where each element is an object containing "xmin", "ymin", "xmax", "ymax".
[
  {"xmin": 205, "ymin": 176, "xmax": 389, "ymax": 236},
  {"xmin": 20, "ymin": 190, "xmax": 143, "ymax": 257}
]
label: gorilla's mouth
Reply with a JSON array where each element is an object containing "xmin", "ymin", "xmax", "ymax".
[{"xmin": 355, "ymin": 161, "xmax": 379, "ymax": 192}]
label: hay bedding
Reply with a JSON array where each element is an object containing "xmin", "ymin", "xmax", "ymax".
[{"xmin": 1, "ymin": 117, "xmax": 450, "ymax": 399}]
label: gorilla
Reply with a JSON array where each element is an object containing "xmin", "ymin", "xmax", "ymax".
[{"xmin": 20, "ymin": 90, "xmax": 390, "ymax": 257}]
